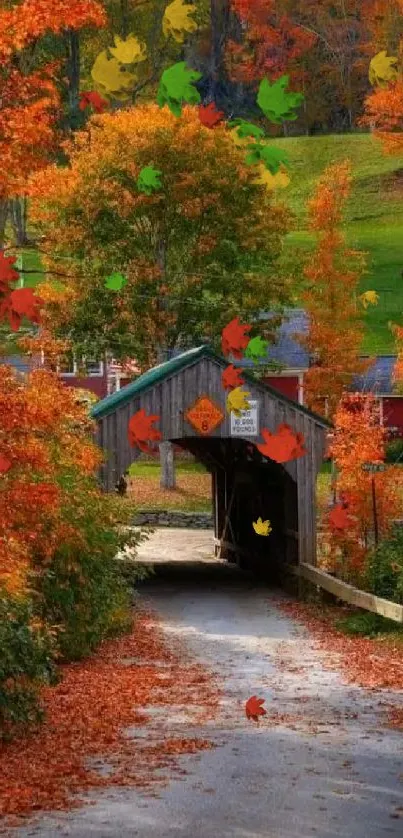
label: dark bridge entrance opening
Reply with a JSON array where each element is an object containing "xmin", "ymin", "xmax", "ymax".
[
  {"xmin": 172, "ymin": 436, "xmax": 298, "ymax": 587},
  {"xmin": 91, "ymin": 345, "xmax": 331, "ymax": 590}
]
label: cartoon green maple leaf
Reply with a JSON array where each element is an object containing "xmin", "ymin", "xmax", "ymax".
[
  {"xmin": 137, "ymin": 166, "xmax": 163, "ymax": 195},
  {"xmin": 229, "ymin": 120, "xmax": 265, "ymax": 141},
  {"xmin": 257, "ymin": 75, "xmax": 304, "ymax": 124},
  {"xmin": 244, "ymin": 336, "xmax": 269, "ymax": 362},
  {"xmin": 157, "ymin": 62, "xmax": 202, "ymax": 117},
  {"xmin": 105, "ymin": 271, "xmax": 127, "ymax": 291},
  {"xmin": 259, "ymin": 144, "xmax": 289, "ymax": 174},
  {"xmin": 245, "ymin": 143, "xmax": 289, "ymax": 174}
]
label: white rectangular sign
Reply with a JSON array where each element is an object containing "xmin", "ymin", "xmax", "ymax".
[{"xmin": 230, "ymin": 400, "xmax": 259, "ymax": 437}]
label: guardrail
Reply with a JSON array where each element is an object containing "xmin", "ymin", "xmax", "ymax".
[{"xmin": 298, "ymin": 563, "xmax": 403, "ymax": 624}]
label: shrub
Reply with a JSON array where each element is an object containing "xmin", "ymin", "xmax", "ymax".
[
  {"xmin": 336, "ymin": 610, "xmax": 403, "ymax": 637},
  {"xmin": 0, "ymin": 591, "xmax": 57, "ymax": 741},
  {"xmin": 35, "ymin": 474, "xmax": 150, "ymax": 661},
  {"xmin": 385, "ymin": 438, "xmax": 403, "ymax": 464},
  {"xmin": 365, "ymin": 523, "xmax": 403, "ymax": 604}
]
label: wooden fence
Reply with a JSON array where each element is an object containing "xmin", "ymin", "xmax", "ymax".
[{"xmin": 298, "ymin": 563, "xmax": 403, "ymax": 624}]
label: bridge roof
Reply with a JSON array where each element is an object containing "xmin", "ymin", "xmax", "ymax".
[{"xmin": 91, "ymin": 344, "xmax": 332, "ymax": 427}]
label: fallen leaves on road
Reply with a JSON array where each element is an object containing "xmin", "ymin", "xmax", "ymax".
[
  {"xmin": 0, "ymin": 610, "xmax": 221, "ymax": 829},
  {"xmin": 275, "ymin": 600, "xmax": 403, "ymax": 727}
]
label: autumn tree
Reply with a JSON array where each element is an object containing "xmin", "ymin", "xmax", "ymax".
[
  {"xmin": 361, "ymin": 0, "xmax": 403, "ymax": 156},
  {"xmin": 223, "ymin": 0, "xmax": 377, "ymax": 133},
  {"xmin": 226, "ymin": 0, "xmax": 315, "ymax": 88},
  {"xmin": 28, "ymin": 103, "xmax": 292, "ymax": 370},
  {"xmin": 297, "ymin": 161, "xmax": 370, "ymax": 421},
  {"xmin": 0, "ymin": 0, "xmax": 106, "ymax": 242},
  {"xmin": 326, "ymin": 393, "xmax": 403, "ymax": 580}
]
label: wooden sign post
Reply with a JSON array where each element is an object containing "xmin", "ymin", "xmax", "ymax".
[{"xmin": 362, "ymin": 462, "xmax": 387, "ymax": 547}]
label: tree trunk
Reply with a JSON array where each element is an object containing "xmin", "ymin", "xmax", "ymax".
[
  {"xmin": 209, "ymin": 0, "xmax": 230, "ymax": 105},
  {"xmin": 9, "ymin": 198, "xmax": 30, "ymax": 246},
  {"xmin": 66, "ymin": 29, "xmax": 81, "ymax": 130},
  {"xmin": 121, "ymin": 0, "xmax": 129, "ymax": 38},
  {"xmin": 0, "ymin": 201, "xmax": 9, "ymax": 246},
  {"xmin": 155, "ymin": 291, "xmax": 176, "ymax": 490},
  {"xmin": 159, "ymin": 440, "xmax": 176, "ymax": 489}
]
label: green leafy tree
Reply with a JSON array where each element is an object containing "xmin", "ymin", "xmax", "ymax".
[{"xmin": 29, "ymin": 103, "xmax": 292, "ymax": 369}]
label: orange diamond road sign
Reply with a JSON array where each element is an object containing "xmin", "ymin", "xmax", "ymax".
[{"xmin": 185, "ymin": 395, "xmax": 225, "ymax": 436}]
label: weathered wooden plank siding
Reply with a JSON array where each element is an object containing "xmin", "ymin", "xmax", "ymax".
[{"xmin": 95, "ymin": 355, "xmax": 329, "ymax": 568}]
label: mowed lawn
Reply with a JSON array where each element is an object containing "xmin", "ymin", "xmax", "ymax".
[
  {"xmin": 126, "ymin": 460, "xmax": 212, "ymax": 512},
  {"xmin": 271, "ymin": 133, "xmax": 403, "ymax": 354}
]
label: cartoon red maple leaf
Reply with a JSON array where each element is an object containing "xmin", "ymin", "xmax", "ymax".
[
  {"xmin": 79, "ymin": 90, "xmax": 109, "ymax": 113},
  {"xmin": 221, "ymin": 364, "xmax": 245, "ymax": 391},
  {"xmin": 0, "ymin": 251, "xmax": 19, "ymax": 293},
  {"xmin": 328, "ymin": 503, "xmax": 352, "ymax": 531},
  {"xmin": 0, "ymin": 453, "xmax": 12, "ymax": 474},
  {"xmin": 127, "ymin": 409, "xmax": 162, "ymax": 455},
  {"xmin": 198, "ymin": 102, "xmax": 225, "ymax": 128},
  {"xmin": 256, "ymin": 423, "xmax": 306, "ymax": 464},
  {"xmin": 221, "ymin": 318, "xmax": 251, "ymax": 359},
  {"xmin": 0, "ymin": 288, "xmax": 43, "ymax": 331},
  {"xmin": 245, "ymin": 695, "xmax": 267, "ymax": 722}
]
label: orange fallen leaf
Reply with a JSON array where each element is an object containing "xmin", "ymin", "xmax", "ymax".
[{"xmin": 245, "ymin": 695, "xmax": 267, "ymax": 722}]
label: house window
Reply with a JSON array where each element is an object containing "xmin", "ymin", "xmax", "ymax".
[
  {"xmin": 42, "ymin": 352, "xmax": 103, "ymax": 377},
  {"xmin": 58, "ymin": 351, "xmax": 76, "ymax": 375},
  {"xmin": 84, "ymin": 358, "xmax": 103, "ymax": 376}
]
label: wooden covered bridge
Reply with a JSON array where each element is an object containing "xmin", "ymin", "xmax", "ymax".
[{"xmin": 91, "ymin": 345, "xmax": 331, "ymax": 582}]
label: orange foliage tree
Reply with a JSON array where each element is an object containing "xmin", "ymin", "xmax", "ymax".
[
  {"xmin": 28, "ymin": 103, "xmax": 292, "ymax": 369},
  {"xmin": 0, "ymin": 0, "xmax": 106, "ymax": 204},
  {"xmin": 325, "ymin": 393, "xmax": 403, "ymax": 577},
  {"xmin": 226, "ymin": 0, "xmax": 315, "ymax": 87},
  {"xmin": 361, "ymin": 0, "xmax": 403, "ymax": 155},
  {"xmin": 0, "ymin": 365, "xmax": 102, "ymax": 594},
  {"xmin": 297, "ymin": 161, "xmax": 370, "ymax": 421}
]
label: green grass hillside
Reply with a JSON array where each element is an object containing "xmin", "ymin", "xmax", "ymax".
[
  {"xmin": 3, "ymin": 133, "xmax": 402, "ymax": 357},
  {"xmin": 272, "ymin": 133, "xmax": 403, "ymax": 354}
]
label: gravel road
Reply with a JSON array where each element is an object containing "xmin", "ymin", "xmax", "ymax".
[{"xmin": 15, "ymin": 529, "xmax": 403, "ymax": 838}]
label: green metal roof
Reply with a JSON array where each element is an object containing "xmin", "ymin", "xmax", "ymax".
[{"xmin": 91, "ymin": 344, "xmax": 332, "ymax": 428}]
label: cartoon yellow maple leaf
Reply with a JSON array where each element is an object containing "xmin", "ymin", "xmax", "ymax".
[
  {"xmin": 369, "ymin": 51, "xmax": 398, "ymax": 87},
  {"xmin": 109, "ymin": 34, "xmax": 147, "ymax": 65},
  {"xmin": 360, "ymin": 290, "xmax": 379, "ymax": 309},
  {"xmin": 91, "ymin": 50, "xmax": 137, "ymax": 94},
  {"xmin": 226, "ymin": 386, "xmax": 251, "ymax": 416},
  {"xmin": 162, "ymin": 0, "xmax": 198, "ymax": 44},
  {"xmin": 253, "ymin": 517, "xmax": 272, "ymax": 536},
  {"xmin": 253, "ymin": 163, "xmax": 290, "ymax": 191}
]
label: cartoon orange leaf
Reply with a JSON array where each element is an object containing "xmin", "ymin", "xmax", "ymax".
[
  {"xmin": 0, "ymin": 454, "xmax": 11, "ymax": 474},
  {"xmin": 328, "ymin": 503, "xmax": 352, "ymax": 531},
  {"xmin": 79, "ymin": 90, "xmax": 109, "ymax": 113},
  {"xmin": 198, "ymin": 102, "xmax": 225, "ymax": 128},
  {"xmin": 127, "ymin": 409, "xmax": 162, "ymax": 454},
  {"xmin": 0, "ymin": 288, "xmax": 43, "ymax": 331},
  {"xmin": 245, "ymin": 695, "xmax": 267, "ymax": 722},
  {"xmin": 221, "ymin": 317, "xmax": 251, "ymax": 359},
  {"xmin": 221, "ymin": 364, "xmax": 245, "ymax": 391},
  {"xmin": 256, "ymin": 423, "xmax": 306, "ymax": 464},
  {"xmin": 0, "ymin": 251, "xmax": 19, "ymax": 292}
]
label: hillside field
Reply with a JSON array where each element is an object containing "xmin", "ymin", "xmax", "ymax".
[
  {"xmin": 272, "ymin": 132, "xmax": 403, "ymax": 354},
  {"xmin": 5, "ymin": 132, "xmax": 403, "ymax": 356}
]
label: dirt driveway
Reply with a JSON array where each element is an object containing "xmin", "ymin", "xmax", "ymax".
[{"xmin": 15, "ymin": 529, "xmax": 403, "ymax": 838}]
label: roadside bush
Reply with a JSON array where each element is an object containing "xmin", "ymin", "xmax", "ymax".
[
  {"xmin": 0, "ymin": 591, "xmax": 57, "ymax": 741},
  {"xmin": 35, "ymin": 473, "xmax": 149, "ymax": 661},
  {"xmin": 385, "ymin": 438, "xmax": 403, "ymax": 464},
  {"xmin": 365, "ymin": 523, "xmax": 403, "ymax": 604},
  {"xmin": 336, "ymin": 610, "xmax": 403, "ymax": 637}
]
